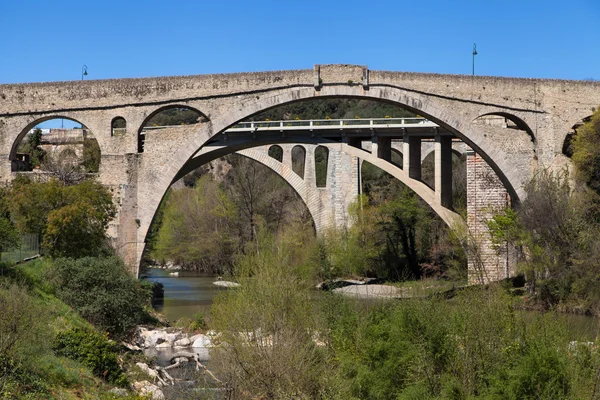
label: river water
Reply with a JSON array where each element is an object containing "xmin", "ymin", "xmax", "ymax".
[
  {"xmin": 141, "ymin": 268, "xmax": 226, "ymax": 323},
  {"xmin": 142, "ymin": 268, "xmax": 600, "ymax": 341}
]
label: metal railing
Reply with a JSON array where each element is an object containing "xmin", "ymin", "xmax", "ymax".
[
  {"xmin": 141, "ymin": 117, "xmax": 436, "ymax": 133},
  {"xmin": 1, "ymin": 233, "xmax": 40, "ymax": 263},
  {"xmin": 230, "ymin": 117, "xmax": 433, "ymax": 130}
]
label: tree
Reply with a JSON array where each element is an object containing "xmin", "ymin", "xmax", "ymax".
[
  {"xmin": 17, "ymin": 128, "xmax": 46, "ymax": 170},
  {"xmin": 10, "ymin": 178, "xmax": 115, "ymax": 258},
  {"xmin": 572, "ymin": 107, "xmax": 600, "ymax": 193},
  {"xmin": 152, "ymin": 175, "xmax": 237, "ymax": 272},
  {"xmin": 48, "ymin": 257, "xmax": 149, "ymax": 338}
]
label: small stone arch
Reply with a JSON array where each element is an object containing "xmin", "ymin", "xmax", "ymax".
[
  {"xmin": 137, "ymin": 104, "xmax": 209, "ymax": 153},
  {"xmin": 473, "ymin": 112, "xmax": 535, "ymax": 143},
  {"xmin": 268, "ymin": 145, "xmax": 283, "ymax": 162},
  {"xmin": 111, "ymin": 117, "xmax": 126, "ymax": 136},
  {"xmin": 314, "ymin": 146, "xmax": 329, "ymax": 187},
  {"xmin": 291, "ymin": 145, "xmax": 306, "ymax": 178},
  {"xmin": 563, "ymin": 114, "xmax": 594, "ymax": 157},
  {"xmin": 10, "ymin": 116, "xmax": 95, "ymax": 172}
]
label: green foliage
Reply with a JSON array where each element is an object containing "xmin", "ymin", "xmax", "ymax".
[
  {"xmin": 83, "ymin": 137, "xmax": 101, "ymax": 173},
  {"xmin": 152, "ymin": 175, "xmax": 237, "ymax": 272},
  {"xmin": 252, "ymin": 98, "xmax": 415, "ymax": 121},
  {"xmin": 0, "ymin": 284, "xmax": 43, "ymax": 383},
  {"xmin": 211, "ymin": 233, "xmax": 327, "ymax": 398},
  {"xmin": 489, "ymin": 170, "xmax": 600, "ymax": 313},
  {"xmin": 572, "ymin": 106, "xmax": 600, "ymax": 193},
  {"xmin": 53, "ymin": 328, "xmax": 127, "ymax": 386},
  {"xmin": 47, "ymin": 257, "xmax": 149, "ymax": 338},
  {"xmin": 10, "ymin": 178, "xmax": 116, "ymax": 258},
  {"xmin": 189, "ymin": 312, "xmax": 208, "ymax": 331},
  {"xmin": 18, "ymin": 128, "xmax": 46, "ymax": 169},
  {"xmin": 145, "ymin": 107, "xmax": 204, "ymax": 126}
]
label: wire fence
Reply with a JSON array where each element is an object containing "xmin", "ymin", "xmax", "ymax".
[{"xmin": 1, "ymin": 233, "xmax": 41, "ymax": 263}]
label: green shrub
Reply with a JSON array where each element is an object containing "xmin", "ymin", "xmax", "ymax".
[
  {"xmin": 48, "ymin": 257, "xmax": 149, "ymax": 338},
  {"xmin": 53, "ymin": 328, "xmax": 127, "ymax": 386},
  {"xmin": 189, "ymin": 312, "xmax": 208, "ymax": 331}
]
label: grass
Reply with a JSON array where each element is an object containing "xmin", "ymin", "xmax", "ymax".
[{"xmin": 0, "ymin": 258, "xmax": 147, "ymax": 399}]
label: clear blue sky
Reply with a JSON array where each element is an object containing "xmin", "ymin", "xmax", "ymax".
[{"xmin": 1, "ymin": 0, "xmax": 599, "ymax": 84}]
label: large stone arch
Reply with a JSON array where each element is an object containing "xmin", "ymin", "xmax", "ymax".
[{"xmin": 132, "ymin": 86, "xmax": 533, "ymax": 273}]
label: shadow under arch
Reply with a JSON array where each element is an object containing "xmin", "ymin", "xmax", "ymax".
[
  {"xmin": 474, "ymin": 112, "xmax": 536, "ymax": 143},
  {"xmin": 137, "ymin": 104, "xmax": 210, "ymax": 152},
  {"xmin": 137, "ymin": 104, "xmax": 209, "ymax": 133},
  {"xmin": 9, "ymin": 115, "xmax": 90, "ymax": 162}
]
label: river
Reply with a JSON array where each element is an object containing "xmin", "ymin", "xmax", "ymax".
[
  {"xmin": 142, "ymin": 268, "xmax": 600, "ymax": 341},
  {"xmin": 141, "ymin": 268, "xmax": 226, "ymax": 323}
]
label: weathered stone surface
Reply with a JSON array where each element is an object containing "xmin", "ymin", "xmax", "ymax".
[{"xmin": 3, "ymin": 65, "xmax": 596, "ymax": 282}]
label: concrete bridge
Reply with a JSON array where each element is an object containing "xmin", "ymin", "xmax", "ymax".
[{"xmin": 1, "ymin": 64, "xmax": 599, "ymax": 283}]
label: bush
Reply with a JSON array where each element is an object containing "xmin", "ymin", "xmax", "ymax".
[
  {"xmin": 48, "ymin": 257, "xmax": 149, "ymax": 338},
  {"xmin": 53, "ymin": 328, "xmax": 127, "ymax": 386}
]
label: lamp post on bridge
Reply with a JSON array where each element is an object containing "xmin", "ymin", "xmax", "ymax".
[
  {"xmin": 81, "ymin": 65, "xmax": 88, "ymax": 81},
  {"xmin": 472, "ymin": 44, "xmax": 477, "ymax": 76}
]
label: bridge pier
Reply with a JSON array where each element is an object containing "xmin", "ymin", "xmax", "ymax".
[
  {"xmin": 466, "ymin": 149, "xmax": 517, "ymax": 284},
  {"xmin": 434, "ymin": 135, "xmax": 453, "ymax": 208},
  {"xmin": 403, "ymin": 136, "xmax": 422, "ymax": 180}
]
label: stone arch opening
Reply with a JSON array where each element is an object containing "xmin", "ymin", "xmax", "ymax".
[
  {"xmin": 111, "ymin": 117, "xmax": 126, "ymax": 136},
  {"xmin": 268, "ymin": 145, "xmax": 283, "ymax": 162},
  {"xmin": 315, "ymin": 146, "xmax": 329, "ymax": 187},
  {"xmin": 134, "ymin": 90, "xmax": 524, "ymax": 276},
  {"xmin": 141, "ymin": 150, "xmax": 317, "ymax": 272},
  {"xmin": 473, "ymin": 112, "xmax": 535, "ymax": 143},
  {"xmin": 291, "ymin": 145, "xmax": 306, "ymax": 178},
  {"xmin": 11, "ymin": 117, "xmax": 101, "ymax": 174},
  {"xmin": 563, "ymin": 114, "xmax": 593, "ymax": 157},
  {"xmin": 137, "ymin": 105, "xmax": 208, "ymax": 153}
]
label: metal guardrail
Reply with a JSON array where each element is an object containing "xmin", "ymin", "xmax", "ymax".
[{"xmin": 141, "ymin": 117, "xmax": 437, "ymax": 133}]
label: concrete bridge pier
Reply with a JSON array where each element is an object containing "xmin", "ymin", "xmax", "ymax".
[
  {"xmin": 403, "ymin": 136, "xmax": 422, "ymax": 180},
  {"xmin": 435, "ymin": 135, "xmax": 453, "ymax": 208}
]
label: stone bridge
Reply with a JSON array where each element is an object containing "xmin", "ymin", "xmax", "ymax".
[{"xmin": 1, "ymin": 64, "xmax": 598, "ymax": 283}]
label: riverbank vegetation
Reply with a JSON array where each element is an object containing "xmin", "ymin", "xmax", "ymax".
[
  {"xmin": 0, "ymin": 176, "xmax": 154, "ymax": 398},
  {"xmin": 488, "ymin": 106, "xmax": 600, "ymax": 315},
  {"xmin": 209, "ymin": 227, "xmax": 600, "ymax": 399}
]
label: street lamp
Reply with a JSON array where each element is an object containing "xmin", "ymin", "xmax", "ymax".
[
  {"xmin": 81, "ymin": 65, "xmax": 88, "ymax": 80},
  {"xmin": 472, "ymin": 44, "xmax": 478, "ymax": 76}
]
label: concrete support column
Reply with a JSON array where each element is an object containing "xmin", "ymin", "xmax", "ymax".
[
  {"xmin": 435, "ymin": 135, "xmax": 453, "ymax": 208},
  {"xmin": 281, "ymin": 145, "xmax": 293, "ymax": 170},
  {"xmin": 377, "ymin": 136, "xmax": 392, "ymax": 161},
  {"xmin": 403, "ymin": 135, "xmax": 421, "ymax": 180},
  {"xmin": 346, "ymin": 136, "xmax": 362, "ymax": 149},
  {"xmin": 304, "ymin": 145, "xmax": 317, "ymax": 187}
]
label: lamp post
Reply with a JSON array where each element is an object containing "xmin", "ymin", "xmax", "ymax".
[
  {"xmin": 472, "ymin": 44, "xmax": 477, "ymax": 76},
  {"xmin": 81, "ymin": 65, "xmax": 88, "ymax": 80}
]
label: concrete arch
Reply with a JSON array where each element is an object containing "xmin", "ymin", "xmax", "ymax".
[
  {"xmin": 421, "ymin": 145, "xmax": 467, "ymax": 162},
  {"xmin": 180, "ymin": 140, "xmax": 464, "ymax": 231},
  {"xmin": 291, "ymin": 145, "xmax": 306, "ymax": 178},
  {"xmin": 268, "ymin": 145, "xmax": 283, "ymax": 162}
]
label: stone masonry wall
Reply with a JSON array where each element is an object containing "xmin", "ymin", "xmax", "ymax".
[{"xmin": 466, "ymin": 150, "xmax": 516, "ymax": 284}]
